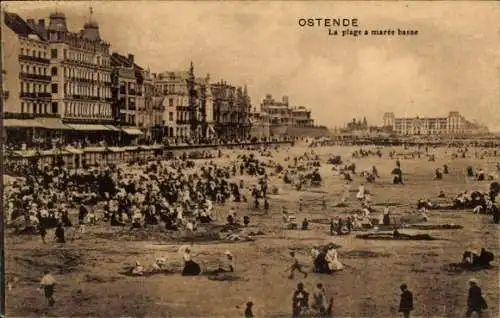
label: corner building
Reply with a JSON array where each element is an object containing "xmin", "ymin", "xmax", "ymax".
[
  {"xmin": 2, "ymin": 12, "xmax": 53, "ymax": 147},
  {"xmin": 47, "ymin": 12, "xmax": 115, "ymax": 142}
]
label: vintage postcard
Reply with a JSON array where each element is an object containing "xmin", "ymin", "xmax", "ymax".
[{"xmin": 1, "ymin": 1, "xmax": 499, "ymax": 317}]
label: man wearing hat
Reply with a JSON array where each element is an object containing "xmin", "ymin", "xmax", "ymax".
[
  {"xmin": 398, "ymin": 283, "xmax": 414, "ymax": 318},
  {"xmin": 466, "ymin": 278, "xmax": 487, "ymax": 317},
  {"xmin": 244, "ymin": 300, "xmax": 254, "ymax": 318},
  {"xmin": 292, "ymin": 282, "xmax": 309, "ymax": 317}
]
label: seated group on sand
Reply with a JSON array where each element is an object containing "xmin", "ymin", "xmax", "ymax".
[
  {"xmin": 311, "ymin": 244, "xmax": 344, "ymax": 274},
  {"xmin": 128, "ymin": 247, "xmax": 235, "ymax": 277},
  {"xmin": 461, "ymin": 248, "xmax": 494, "ymax": 268}
]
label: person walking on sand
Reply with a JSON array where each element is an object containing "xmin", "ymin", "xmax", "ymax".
[
  {"xmin": 292, "ymin": 282, "xmax": 309, "ymax": 317},
  {"xmin": 244, "ymin": 301, "xmax": 254, "ymax": 318},
  {"xmin": 311, "ymin": 283, "xmax": 328, "ymax": 316},
  {"xmin": 466, "ymin": 278, "xmax": 488, "ymax": 318},
  {"xmin": 40, "ymin": 270, "xmax": 56, "ymax": 307},
  {"xmin": 55, "ymin": 223, "xmax": 65, "ymax": 244},
  {"xmin": 287, "ymin": 251, "xmax": 307, "ymax": 279},
  {"xmin": 39, "ymin": 223, "xmax": 47, "ymax": 244},
  {"xmin": 398, "ymin": 283, "xmax": 414, "ymax": 318},
  {"xmin": 264, "ymin": 198, "xmax": 270, "ymax": 214}
]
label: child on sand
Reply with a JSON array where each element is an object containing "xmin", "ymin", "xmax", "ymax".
[
  {"xmin": 287, "ymin": 251, "xmax": 307, "ymax": 279},
  {"xmin": 40, "ymin": 270, "xmax": 56, "ymax": 307}
]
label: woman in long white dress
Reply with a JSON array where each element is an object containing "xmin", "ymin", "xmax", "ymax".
[
  {"xmin": 326, "ymin": 247, "xmax": 344, "ymax": 272},
  {"xmin": 356, "ymin": 184, "xmax": 365, "ymax": 200}
]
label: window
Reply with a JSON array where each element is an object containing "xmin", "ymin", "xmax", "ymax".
[
  {"xmin": 21, "ymin": 103, "xmax": 25, "ymax": 113},
  {"xmin": 52, "ymin": 102, "xmax": 58, "ymax": 114},
  {"xmin": 64, "ymin": 49, "xmax": 67, "ymax": 59},
  {"xmin": 21, "ymin": 48, "xmax": 24, "ymax": 55},
  {"xmin": 169, "ymin": 98, "xmax": 174, "ymax": 107},
  {"xmin": 33, "ymin": 104, "xmax": 38, "ymax": 114},
  {"xmin": 51, "ymin": 67, "xmax": 57, "ymax": 76},
  {"xmin": 169, "ymin": 112, "xmax": 173, "ymax": 121},
  {"xmin": 51, "ymin": 84, "xmax": 58, "ymax": 93},
  {"xmin": 51, "ymin": 49, "xmax": 57, "ymax": 58}
]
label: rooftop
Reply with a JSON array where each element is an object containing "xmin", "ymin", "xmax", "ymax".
[{"xmin": 4, "ymin": 12, "xmax": 46, "ymax": 40}]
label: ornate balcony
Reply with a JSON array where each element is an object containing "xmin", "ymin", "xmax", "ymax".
[
  {"xmin": 20, "ymin": 73, "xmax": 51, "ymax": 81},
  {"xmin": 20, "ymin": 92, "xmax": 51, "ymax": 99},
  {"xmin": 19, "ymin": 55, "xmax": 50, "ymax": 64}
]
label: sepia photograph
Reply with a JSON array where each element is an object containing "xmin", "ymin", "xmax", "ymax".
[{"xmin": 1, "ymin": 1, "xmax": 499, "ymax": 317}]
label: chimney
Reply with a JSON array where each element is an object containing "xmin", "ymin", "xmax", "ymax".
[
  {"xmin": 282, "ymin": 95, "xmax": 289, "ymax": 105},
  {"xmin": 128, "ymin": 54, "xmax": 134, "ymax": 65},
  {"xmin": 27, "ymin": 19, "xmax": 36, "ymax": 29},
  {"xmin": 38, "ymin": 19, "xmax": 46, "ymax": 34}
]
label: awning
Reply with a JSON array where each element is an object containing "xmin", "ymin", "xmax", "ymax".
[
  {"xmin": 122, "ymin": 127, "xmax": 144, "ymax": 136},
  {"xmin": 36, "ymin": 118, "xmax": 72, "ymax": 130},
  {"xmin": 83, "ymin": 147, "xmax": 107, "ymax": 153},
  {"xmin": 41, "ymin": 149, "xmax": 70, "ymax": 156},
  {"xmin": 65, "ymin": 147, "xmax": 84, "ymax": 154},
  {"xmin": 140, "ymin": 145, "xmax": 164, "ymax": 150},
  {"xmin": 105, "ymin": 125, "xmax": 121, "ymax": 132},
  {"xmin": 122, "ymin": 146, "xmax": 138, "ymax": 151},
  {"xmin": 66, "ymin": 124, "xmax": 112, "ymax": 131},
  {"xmin": 149, "ymin": 144, "xmax": 164, "ymax": 150},
  {"xmin": 13, "ymin": 150, "xmax": 40, "ymax": 157},
  {"xmin": 108, "ymin": 147, "xmax": 125, "ymax": 152},
  {"xmin": 3, "ymin": 119, "xmax": 44, "ymax": 128}
]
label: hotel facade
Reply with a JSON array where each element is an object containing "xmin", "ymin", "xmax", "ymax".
[
  {"xmin": 383, "ymin": 111, "xmax": 488, "ymax": 135},
  {"xmin": 2, "ymin": 10, "xmax": 119, "ymax": 148},
  {"xmin": 260, "ymin": 94, "xmax": 314, "ymax": 127}
]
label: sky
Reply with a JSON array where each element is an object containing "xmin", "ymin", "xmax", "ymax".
[{"xmin": 3, "ymin": 1, "xmax": 500, "ymax": 130}]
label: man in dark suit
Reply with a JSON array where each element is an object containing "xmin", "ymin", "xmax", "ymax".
[
  {"xmin": 292, "ymin": 282, "xmax": 309, "ymax": 318},
  {"xmin": 466, "ymin": 279, "xmax": 487, "ymax": 317},
  {"xmin": 398, "ymin": 283, "xmax": 414, "ymax": 318}
]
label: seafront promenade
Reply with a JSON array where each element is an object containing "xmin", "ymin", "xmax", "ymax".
[{"xmin": 3, "ymin": 140, "xmax": 295, "ymax": 174}]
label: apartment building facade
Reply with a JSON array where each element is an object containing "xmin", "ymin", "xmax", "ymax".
[
  {"xmin": 211, "ymin": 81, "xmax": 251, "ymax": 140},
  {"xmin": 154, "ymin": 63, "xmax": 215, "ymax": 141}
]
